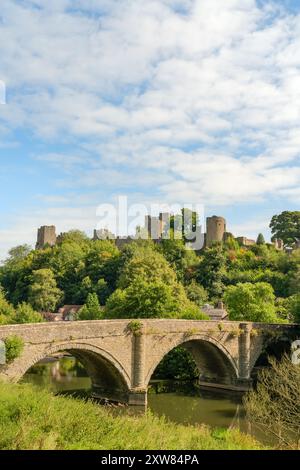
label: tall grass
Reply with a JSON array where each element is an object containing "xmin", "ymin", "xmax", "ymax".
[{"xmin": 0, "ymin": 381, "xmax": 263, "ymax": 450}]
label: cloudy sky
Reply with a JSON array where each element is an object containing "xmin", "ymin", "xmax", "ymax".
[{"xmin": 0, "ymin": 0, "xmax": 300, "ymax": 258}]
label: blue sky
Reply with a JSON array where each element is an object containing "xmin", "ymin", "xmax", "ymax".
[{"xmin": 0, "ymin": 0, "xmax": 300, "ymax": 258}]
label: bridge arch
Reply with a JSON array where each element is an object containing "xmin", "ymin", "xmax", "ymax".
[
  {"xmin": 145, "ymin": 334, "xmax": 239, "ymax": 387},
  {"xmin": 7, "ymin": 342, "xmax": 131, "ymax": 403}
]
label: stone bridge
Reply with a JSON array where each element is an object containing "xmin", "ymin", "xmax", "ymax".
[{"xmin": 0, "ymin": 319, "xmax": 299, "ymax": 406}]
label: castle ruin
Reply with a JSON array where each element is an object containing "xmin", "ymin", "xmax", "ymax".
[{"xmin": 36, "ymin": 225, "xmax": 57, "ymax": 249}]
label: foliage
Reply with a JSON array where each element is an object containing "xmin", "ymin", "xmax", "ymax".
[
  {"xmin": 0, "ymin": 222, "xmax": 299, "ymax": 325},
  {"xmin": 256, "ymin": 233, "xmax": 265, "ymax": 245},
  {"xmin": 158, "ymin": 239, "xmax": 198, "ymax": 281},
  {"xmin": 185, "ymin": 281, "xmax": 208, "ymax": 307},
  {"xmin": 153, "ymin": 347, "xmax": 199, "ymax": 380},
  {"xmin": 127, "ymin": 320, "xmax": 143, "ymax": 335},
  {"xmin": 117, "ymin": 245, "xmax": 177, "ymax": 289},
  {"xmin": 244, "ymin": 356, "xmax": 300, "ymax": 449},
  {"xmin": 13, "ymin": 302, "xmax": 43, "ymax": 324},
  {"xmin": 105, "ymin": 278, "xmax": 203, "ymax": 319},
  {"xmin": 0, "ymin": 381, "xmax": 262, "ymax": 450},
  {"xmin": 197, "ymin": 244, "xmax": 226, "ymax": 299},
  {"xmin": 78, "ymin": 293, "xmax": 103, "ymax": 320},
  {"xmin": 224, "ymin": 282, "xmax": 280, "ymax": 322},
  {"xmin": 283, "ymin": 294, "xmax": 300, "ymax": 323},
  {"xmin": 4, "ymin": 336, "xmax": 24, "ymax": 363},
  {"xmin": 28, "ymin": 269, "xmax": 63, "ymax": 312},
  {"xmin": 0, "ymin": 288, "xmax": 15, "ymax": 324},
  {"xmin": 270, "ymin": 211, "xmax": 300, "ymax": 246}
]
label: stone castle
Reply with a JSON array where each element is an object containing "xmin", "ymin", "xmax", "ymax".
[{"xmin": 35, "ymin": 214, "xmax": 283, "ymax": 251}]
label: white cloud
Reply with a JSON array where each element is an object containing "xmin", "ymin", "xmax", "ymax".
[{"xmin": 0, "ymin": 0, "xmax": 300, "ymax": 258}]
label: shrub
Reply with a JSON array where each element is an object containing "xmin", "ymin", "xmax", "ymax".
[
  {"xmin": 4, "ymin": 336, "xmax": 24, "ymax": 363},
  {"xmin": 244, "ymin": 356, "xmax": 300, "ymax": 449}
]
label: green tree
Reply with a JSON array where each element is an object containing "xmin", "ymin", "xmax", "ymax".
[
  {"xmin": 13, "ymin": 302, "xmax": 43, "ymax": 324},
  {"xmin": 284, "ymin": 294, "xmax": 300, "ymax": 323},
  {"xmin": 224, "ymin": 236, "xmax": 240, "ymax": 251},
  {"xmin": 256, "ymin": 233, "xmax": 265, "ymax": 245},
  {"xmin": 28, "ymin": 269, "xmax": 63, "ymax": 312},
  {"xmin": 118, "ymin": 245, "xmax": 177, "ymax": 289},
  {"xmin": 158, "ymin": 239, "xmax": 198, "ymax": 281},
  {"xmin": 153, "ymin": 347, "xmax": 199, "ymax": 380},
  {"xmin": 4, "ymin": 245, "xmax": 32, "ymax": 266},
  {"xmin": 105, "ymin": 278, "xmax": 205, "ymax": 320},
  {"xmin": 0, "ymin": 288, "xmax": 15, "ymax": 324},
  {"xmin": 197, "ymin": 244, "xmax": 226, "ymax": 299},
  {"xmin": 224, "ymin": 282, "xmax": 279, "ymax": 322},
  {"xmin": 185, "ymin": 281, "xmax": 208, "ymax": 307},
  {"xmin": 78, "ymin": 293, "xmax": 103, "ymax": 320},
  {"xmin": 270, "ymin": 211, "xmax": 300, "ymax": 246}
]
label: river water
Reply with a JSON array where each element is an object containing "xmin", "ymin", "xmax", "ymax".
[{"xmin": 22, "ymin": 356, "xmax": 268, "ymax": 444}]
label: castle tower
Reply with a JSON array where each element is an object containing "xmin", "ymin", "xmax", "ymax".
[
  {"xmin": 206, "ymin": 216, "xmax": 226, "ymax": 247},
  {"xmin": 159, "ymin": 212, "xmax": 170, "ymax": 238},
  {"xmin": 36, "ymin": 226, "xmax": 57, "ymax": 249}
]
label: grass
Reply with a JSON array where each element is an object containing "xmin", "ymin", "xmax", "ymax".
[{"xmin": 0, "ymin": 381, "xmax": 264, "ymax": 450}]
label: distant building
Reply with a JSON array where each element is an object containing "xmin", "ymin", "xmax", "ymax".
[
  {"xmin": 35, "ymin": 212, "xmax": 264, "ymax": 253},
  {"xmin": 236, "ymin": 236, "xmax": 256, "ymax": 247},
  {"xmin": 58, "ymin": 305, "xmax": 82, "ymax": 321},
  {"xmin": 273, "ymin": 238, "xmax": 284, "ymax": 250},
  {"xmin": 42, "ymin": 312, "xmax": 63, "ymax": 322},
  {"xmin": 206, "ymin": 216, "xmax": 226, "ymax": 247},
  {"xmin": 36, "ymin": 225, "xmax": 56, "ymax": 249},
  {"xmin": 93, "ymin": 228, "xmax": 115, "ymax": 241},
  {"xmin": 202, "ymin": 301, "xmax": 228, "ymax": 321}
]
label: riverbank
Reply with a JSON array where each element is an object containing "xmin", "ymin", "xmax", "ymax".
[{"xmin": 0, "ymin": 381, "xmax": 263, "ymax": 450}]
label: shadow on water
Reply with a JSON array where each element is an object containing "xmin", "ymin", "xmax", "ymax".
[{"xmin": 22, "ymin": 356, "xmax": 274, "ymax": 446}]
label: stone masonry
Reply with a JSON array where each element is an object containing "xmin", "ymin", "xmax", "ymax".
[{"xmin": 0, "ymin": 319, "xmax": 298, "ymax": 406}]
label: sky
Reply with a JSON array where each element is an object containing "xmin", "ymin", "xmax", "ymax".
[{"xmin": 0, "ymin": 0, "xmax": 300, "ymax": 259}]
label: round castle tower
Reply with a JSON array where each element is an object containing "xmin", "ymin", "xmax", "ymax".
[{"xmin": 206, "ymin": 216, "xmax": 226, "ymax": 247}]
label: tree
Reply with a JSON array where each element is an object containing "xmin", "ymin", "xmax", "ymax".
[
  {"xmin": 118, "ymin": 245, "xmax": 177, "ymax": 289},
  {"xmin": 185, "ymin": 281, "xmax": 208, "ymax": 307},
  {"xmin": 4, "ymin": 245, "xmax": 32, "ymax": 266},
  {"xmin": 0, "ymin": 288, "xmax": 15, "ymax": 324},
  {"xmin": 224, "ymin": 282, "xmax": 279, "ymax": 322},
  {"xmin": 28, "ymin": 269, "xmax": 63, "ymax": 312},
  {"xmin": 158, "ymin": 239, "xmax": 198, "ymax": 281},
  {"xmin": 256, "ymin": 233, "xmax": 265, "ymax": 245},
  {"xmin": 13, "ymin": 302, "xmax": 43, "ymax": 324},
  {"xmin": 244, "ymin": 356, "xmax": 300, "ymax": 449},
  {"xmin": 284, "ymin": 294, "xmax": 300, "ymax": 323},
  {"xmin": 270, "ymin": 211, "xmax": 300, "ymax": 246},
  {"xmin": 105, "ymin": 278, "xmax": 206, "ymax": 320},
  {"xmin": 78, "ymin": 293, "xmax": 103, "ymax": 320},
  {"xmin": 197, "ymin": 244, "xmax": 226, "ymax": 300}
]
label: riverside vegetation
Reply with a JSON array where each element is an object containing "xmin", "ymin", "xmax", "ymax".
[{"xmin": 0, "ymin": 381, "xmax": 262, "ymax": 450}]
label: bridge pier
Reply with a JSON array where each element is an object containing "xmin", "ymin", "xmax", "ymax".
[
  {"xmin": 128, "ymin": 389, "xmax": 147, "ymax": 407},
  {"xmin": 238, "ymin": 323, "xmax": 252, "ymax": 388}
]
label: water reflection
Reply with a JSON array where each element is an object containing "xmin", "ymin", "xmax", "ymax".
[{"xmin": 22, "ymin": 356, "xmax": 270, "ymax": 445}]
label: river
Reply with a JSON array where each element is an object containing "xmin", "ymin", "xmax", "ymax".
[{"xmin": 22, "ymin": 356, "xmax": 268, "ymax": 444}]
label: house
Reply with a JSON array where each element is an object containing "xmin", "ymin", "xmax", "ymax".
[
  {"xmin": 58, "ymin": 305, "xmax": 83, "ymax": 321},
  {"xmin": 42, "ymin": 312, "xmax": 63, "ymax": 322},
  {"xmin": 202, "ymin": 301, "xmax": 228, "ymax": 321}
]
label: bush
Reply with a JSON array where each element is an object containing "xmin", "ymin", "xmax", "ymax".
[
  {"xmin": 244, "ymin": 356, "xmax": 300, "ymax": 449},
  {"xmin": 13, "ymin": 302, "xmax": 43, "ymax": 324},
  {"xmin": 4, "ymin": 336, "xmax": 24, "ymax": 363}
]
